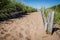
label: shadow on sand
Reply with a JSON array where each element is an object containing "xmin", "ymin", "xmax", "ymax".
[
  {"xmin": 0, "ymin": 11, "xmax": 28, "ymax": 22},
  {"xmin": 52, "ymin": 27, "xmax": 60, "ymax": 34}
]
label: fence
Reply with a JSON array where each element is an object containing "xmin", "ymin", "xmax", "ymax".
[{"xmin": 41, "ymin": 8, "xmax": 54, "ymax": 34}]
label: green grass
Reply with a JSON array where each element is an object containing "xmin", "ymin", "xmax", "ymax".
[{"xmin": 54, "ymin": 11, "xmax": 60, "ymax": 23}]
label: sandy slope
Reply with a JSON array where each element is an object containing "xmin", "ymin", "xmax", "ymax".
[{"xmin": 0, "ymin": 12, "xmax": 60, "ymax": 40}]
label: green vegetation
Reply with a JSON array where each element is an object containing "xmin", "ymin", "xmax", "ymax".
[
  {"xmin": 45, "ymin": 4, "xmax": 60, "ymax": 24},
  {"xmin": 0, "ymin": 0, "xmax": 37, "ymax": 21}
]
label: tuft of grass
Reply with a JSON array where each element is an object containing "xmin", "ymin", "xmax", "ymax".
[{"xmin": 54, "ymin": 11, "xmax": 60, "ymax": 23}]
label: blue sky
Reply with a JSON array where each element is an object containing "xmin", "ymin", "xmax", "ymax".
[{"xmin": 16, "ymin": 0, "xmax": 60, "ymax": 9}]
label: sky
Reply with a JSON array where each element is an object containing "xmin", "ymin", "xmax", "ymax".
[{"xmin": 16, "ymin": 0, "xmax": 60, "ymax": 9}]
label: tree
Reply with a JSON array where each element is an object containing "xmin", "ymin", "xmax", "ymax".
[
  {"xmin": 0, "ymin": 0, "xmax": 11, "ymax": 10},
  {"xmin": 15, "ymin": 2, "xmax": 25, "ymax": 11}
]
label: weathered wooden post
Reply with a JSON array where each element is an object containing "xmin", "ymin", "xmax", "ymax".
[
  {"xmin": 47, "ymin": 11, "xmax": 54, "ymax": 34},
  {"xmin": 41, "ymin": 7, "xmax": 48, "ymax": 32},
  {"xmin": 41, "ymin": 7, "xmax": 54, "ymax": 34}
]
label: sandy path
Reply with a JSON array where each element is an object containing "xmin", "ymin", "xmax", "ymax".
[{"xmin": 0, "ymin": 12, "xmax": 60, "ymax": 40}]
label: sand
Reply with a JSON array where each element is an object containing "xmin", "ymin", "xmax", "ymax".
[{"xmin": 0, "ymin": 12, "xmax": 60, "ymax": 40}]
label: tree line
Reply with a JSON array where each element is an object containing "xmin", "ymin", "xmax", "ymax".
[{"xmin": 0, "ymin": 0, "xmax": 37, "ymax": 21}]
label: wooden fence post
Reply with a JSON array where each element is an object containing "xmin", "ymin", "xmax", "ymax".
[
  {"xmin": 41, "ymin": 8, "xmax": 48, "ymax": 32},
  {"xmin": 47, "ymin": 11, "xmax": 54, "ymax": 34}
]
